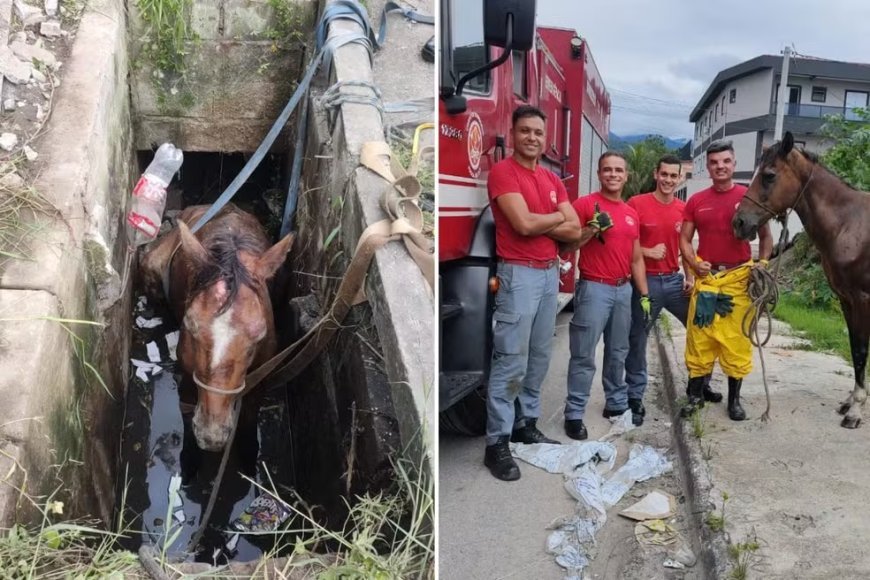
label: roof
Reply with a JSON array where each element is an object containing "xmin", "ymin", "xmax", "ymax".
[{"xmin": 690, "ymin": 55, "xmax": 870, "ymax": 122}]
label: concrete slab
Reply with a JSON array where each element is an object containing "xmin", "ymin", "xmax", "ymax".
[{"xmin": 660, "ymin": 313, "xmax": 870, "ymax": 578}]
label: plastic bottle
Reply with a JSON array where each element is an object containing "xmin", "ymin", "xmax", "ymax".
[{"xmin": 127, "ymin": 143, "xmax": 184, "ymax": 246}]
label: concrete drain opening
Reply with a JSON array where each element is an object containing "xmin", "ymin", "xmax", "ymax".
[{"xmin": 116, "ymin": 151, "xmax": 401, "ymax": 564}]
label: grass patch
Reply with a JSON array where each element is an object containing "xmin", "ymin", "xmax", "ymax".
[
  {"xmin": 706, "ymin": 491, "xmax": 729, "ymax": 533},
  {"xmin": 0, "ymin": 160, "xmax": 56, "ymax": 267},
  {"xmin": 690, "ymin": 408, "xmax": 706, "ymax": 440},
  {"xmin": 774, "ymin": 292, "xmax": 855, "ymax": 369},
  {"xmin": 728, "ymin": 531, "xmax": 763, "ymax": 580}
]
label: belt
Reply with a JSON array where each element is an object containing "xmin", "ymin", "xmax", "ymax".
[
  {"xmin": 582, "ymin": 275, "xmax": 631, "ymax": 287},
  {"xmin": 498, "ymin": 258, "xmax": 557, "ymax": 270},
  {"xmin": 709, "ymin": 262, "xmax": 742, "ymax": 272},
  {"xmin": 648, "ymin": 270, "xmax": 680, "ymax": 276}
]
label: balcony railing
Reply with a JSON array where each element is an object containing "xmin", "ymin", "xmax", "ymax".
[{"xmin": 769, "ymin": 102, "xmax": 864, "ymax": 120}]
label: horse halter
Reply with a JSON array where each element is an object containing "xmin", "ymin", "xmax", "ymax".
[
  {"xmin": 742, "ymin": 164, "xmax": 816, "ymax": 222},
  {"xmin": 193, "ymin": 372, "xmax": 246, "ymax": 396}
]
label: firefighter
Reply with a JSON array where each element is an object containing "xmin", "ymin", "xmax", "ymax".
[
  {"xmin": 624, "ymin": 155, "xmax": 721, "ymax": 425},
  {"xmin": 679, "ymin": 140, "xmax": 773, "ymax": 420},
  {"xmin": 564, "ymin": 151, "xmax": 650, "ymax": 440},
  {"xmin": 483, "ymin": 105, "xmax": 582, "ymax": 481}
]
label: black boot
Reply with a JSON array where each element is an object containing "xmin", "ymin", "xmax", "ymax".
[
  {"xmin": 628, "ymin": 399, "xmax": 645, "ymax": 426},
  {"xmin": 511, "ymin": 419, "xmax": 561, "ymax": 445},
  {"xmin": 702, "ymin": 374, "xmax": 723, "ymax": 403},
  {"xmin": 484, "ymin": 436, "xmax": 520, "ymax": 481},
  {"xmin": 680, "ymin": 376, "xmax": 706, "ymax": 418},
  {"xmin": 727, "ymin": 377, "xmax": 746, "ymax": 421}
]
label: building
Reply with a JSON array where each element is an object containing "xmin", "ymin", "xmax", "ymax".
[{"xmin": 685, "ymin": 54, "xmax": 870, "ymax": 243}]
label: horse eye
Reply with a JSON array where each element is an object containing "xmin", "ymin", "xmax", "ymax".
[{"xmin": 761, "ymin": 171, "xmax": 776, "ymax": 186}]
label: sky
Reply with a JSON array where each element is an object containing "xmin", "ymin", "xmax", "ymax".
[{"xmin": 537, "ymin": 0, "xmax": 870, "ymax": 139}]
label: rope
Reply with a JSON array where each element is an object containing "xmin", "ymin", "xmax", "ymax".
[
  {"xmin": 741, "ymin": 216, "xmax": 793, "ymax": 422},
  {"xmin": 318, "ymin": 80, "xmax": 385, "ymax": 122}
]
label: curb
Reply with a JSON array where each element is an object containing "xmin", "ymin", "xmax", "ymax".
[{"xmin": 653, "ymin": 323, "xmax": 730, "ymax": 578}]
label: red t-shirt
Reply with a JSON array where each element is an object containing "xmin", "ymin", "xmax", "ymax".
[
  {"xmin": 683, "ymin": 184, "xmax": 751, "ymax": 264},
  {"xmin": 628, "ymin": 193, "xmax": 685, "ymax": 274},
  {"xmin": 573, "ymin": 192, "xmax": 639, "ymax": 280},
  {"xmin": 488, "ymin": 157, "xmax": 569, "ymax": 261}
]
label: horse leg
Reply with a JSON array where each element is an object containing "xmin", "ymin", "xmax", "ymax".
[{"xmin": 840, "ymin": 307, "xmax": 869, "ymax": 429}]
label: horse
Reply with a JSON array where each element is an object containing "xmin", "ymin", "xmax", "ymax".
[
  {"xmin": 141, "ymin": 203, "xmax": 293, "ymax": 450},
  {"xmin": 732, "ymin": 131, "xmax": 870, "ymax": 428}
]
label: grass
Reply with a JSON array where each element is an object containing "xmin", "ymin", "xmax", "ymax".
[
  {"xmin": 728, "ymin": 531, "xmax": 763, "ymax": 580},
  {"xmin": 135, "ymin": 0, "xmax": 197, "ymax": 74},
  {"xmin": 690, "ymin": 408, "xmax": 706, "ymax": 440},
  {"xmin": 774, "ymin": 292, "xmax": 856, "ymax": 371},
  {"xmin": 0, "ymin": 159, "xmax": 55, "ymax": 267},
  {"xmin": 706, "ymin": 491, "xmax": 729, "ymax": 533}
]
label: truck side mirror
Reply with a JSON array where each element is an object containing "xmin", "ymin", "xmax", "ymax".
[{"xmin": 484, "ymin": 0, "xmax": 536, "ymax": 51}]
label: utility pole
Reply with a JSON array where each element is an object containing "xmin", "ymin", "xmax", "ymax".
[{"xmin": 773, "ymin": 46, "xmax": 792, "ymax": 141}]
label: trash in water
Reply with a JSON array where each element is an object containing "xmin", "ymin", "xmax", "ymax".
[
  {"xmin": 634, "ymin": 519, "xmax": 679, "ymax": 547},
  {"xmin": 136, "ymin": 295, "xmax": 148, "ymax": 312},
  {"xmin": 131, "ymin": 359, "xmax": 163, "ymax": 382},
  {"xmin": 136, "ymin": 316, "xmax": 163, "ymax": 329},
  {"xmin": 231, "ymin": 494, "xmax": 291, "ymax": 533},
  {"xmin": 165, "ymin": 331, "xmax": 179, "ymax": 361},
  {"xmin": 146, "ymin": 341, "xmax": 161, "ymax": 363},
  {"xmin": 226, "ymin": 533, "xmax": 240, "ymax": 551},
  {"xmin": 167, "ymin": 474, "xmax": 185, "ymax": 524},
  {"xmin": 511, "ymin": 441, "xmax": 616, "ymax": 475},
  {"xmin": 599, "ymin": 410, "xmax": 636, "ymax": 442},
  {"xmin": 619, "ymin": 490, "xmax": 676, "ymax": 521}
]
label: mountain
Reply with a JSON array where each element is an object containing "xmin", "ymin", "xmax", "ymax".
[{"xmin": 609, "ymin": 133, "xmax": 689, "ymax": 152}]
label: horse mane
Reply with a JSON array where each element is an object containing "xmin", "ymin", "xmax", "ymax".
[
  {"xmin": 190, "ymin": 230, "xmax": 264, "ymax": 314},
  {"xmin": 759, "ymin": 142, "xmax": 859, "ymax": 189}
]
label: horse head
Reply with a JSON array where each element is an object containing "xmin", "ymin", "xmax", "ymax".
[
  {"xmin": 732, "ymin": 131, "xmax": 814, "ymax": 240},
  {"xmin": 175, "ymin": 219, "xmax": 293, "ymax": 451}
]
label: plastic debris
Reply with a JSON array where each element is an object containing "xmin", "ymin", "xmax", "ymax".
[
  {"xmin": 511, "ymin": 440, "xmax": 616, "ymax": 475},
  {"xmin": 131, "ymin": 359, "xmax": 162, "ymax": 381},
  {"xmin": 635, "ymin": 519, "xmax": 679, "ymax": 547},
  {"xmin": 600, "ymin": 445, "xmax": 673, "ymax": 507},
  {"xmin": 226, "ymin": 533, "xmax": 240, "ymax": 551},
  {"xmin": 231, "ymin": 494, "xmax": 291, "ymax": 533},
  {"xmin": 672, "ymin": 541, "xmax": 697, "ymax": 567},
  {"xmin": 599, "ymin": 409, "xmax": 636, "ymax": 442},
  {"xmin": 663, "ymin": 558, "xmax": 685, "ymax": 569},
  {"xmin": 136, "ymin": 295, "xmax": 148, "ymax": 312},
  {"xmin": 165, "ymin": 331, "xmax": 179, "ymax": 361},
  {"xmin": 136, "ymin": 316, "xmax": 163, "ymax": 329},
  {"xmin": 168, "ymin": 474, "xmax": 185, "ymax": 524},
  {"xmin": 619, "ymin": 490, "xmax": 676, "ymax": 521},
  {"xmin": 146, "ymin": 341, "xmax": 161, "ymax": 363}
]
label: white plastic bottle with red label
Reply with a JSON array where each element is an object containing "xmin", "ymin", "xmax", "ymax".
[{"xmin": 126, "ymin": 143, "xmax": 184, "ymax": 246}]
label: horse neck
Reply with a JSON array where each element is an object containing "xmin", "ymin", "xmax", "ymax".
[{"xmin": 792, "ymin": 166, "xmax": 854, "ymax": 247}]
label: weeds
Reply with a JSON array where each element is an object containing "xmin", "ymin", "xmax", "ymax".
[
  {"xmin": 706, "ymin": 491, "xmax": 729, "ymax": 533},
  {"xmin": 700, "ymin": 439, "xmax": 717, "ymax": 461},
  {"xmin": 135, "ymin": 0, "xmax": 197, "ymax": 74},
  {"xmin": 690, "ymin": 408, "xmax": 706, "ymax": 440},
  {"xmin": 0, "ymin": 159, "xmax": 55, "ymax": 267},
  {"xmin": 728, "ymin": 530, "xmax": 763, "ymax": 580}
]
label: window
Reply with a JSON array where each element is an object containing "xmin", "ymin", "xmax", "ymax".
[
  {"xmin": 811, "ymin": 86, "xmax": 827, "ymax": 103},
  {"xmin": 449, "ymin": 0, "xmax": 489, "ymax": 93},
  {"xmin": 512, "ymin": 50, "xmax": 527, "ymax": 98},
  {"xmin": 845, "ymin": 90, "xmax": 868, "ymax": 120},
  {"xmin": 729, "ymin": 88, "xmax": 737, "ymax": 103},
  {"xmin": 721, "ymin": 95, "xmax": 726, "ymax": 116},
  {"xmin": 715, "ymin": 103, "xmax": 719, "ymax": 121}
]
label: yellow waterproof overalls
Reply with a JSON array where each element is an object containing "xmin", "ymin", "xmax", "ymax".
[{"xmin": 685, "ymin": 261, "xmax": 755, "ymax": 379}]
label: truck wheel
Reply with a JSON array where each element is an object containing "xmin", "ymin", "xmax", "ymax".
[{"xmin": 439, "ymin": 386, "xmax": 487, "ymax": 436}]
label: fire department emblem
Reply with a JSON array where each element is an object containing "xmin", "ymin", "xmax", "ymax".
[
  {"xmin": 675, "ymin": 220, "xmax": 682, "ymax": 232},
  {"xmin": 466, "ymin": 113, "xmax": 484, "ymax": 178},
  {"xmin": 550, "ymin": 190, "xmax": 557, "ymax": 205},
  {"xmin": 625, "ymin": 215, "xmax": 635, "ymax": 227}
]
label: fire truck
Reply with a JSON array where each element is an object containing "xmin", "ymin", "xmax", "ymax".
[{"xmin": 439, "ymin": 0, "xmax": 612, "ymax": 434}]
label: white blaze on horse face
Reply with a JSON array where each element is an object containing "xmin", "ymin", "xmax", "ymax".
[{"xmin": 210, "ymin": 305, "xmax": 237, "ymax": 371}]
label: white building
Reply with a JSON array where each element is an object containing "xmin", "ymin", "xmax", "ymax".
[{"xmin": 686, "ymin": 54, "xmax": 870, "ymax": 241}]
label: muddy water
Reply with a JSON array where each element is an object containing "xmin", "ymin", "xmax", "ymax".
[{"xmin": 118, "ymin": 295, "xmax": 296, "ymax": 564}]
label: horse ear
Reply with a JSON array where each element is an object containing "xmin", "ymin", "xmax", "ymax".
[
  {"xmin": 780, "ymin": 132, "xmax": 794, "ymax": 156},
  {"xmin": 254, "ymin": 233, "xmax": 294, "ymax": 280},
  {"xmin": 178, "ymin": 220, "xmax": 211, "ymax": 268}
]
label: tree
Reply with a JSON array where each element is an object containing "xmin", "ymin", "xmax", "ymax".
[
  {"xmin": 819, "ymin": 108, "xmax": 870, "ymax": 190},
  {"xmin": 621, "ymin": 135, "xmax": 674, "ymax": 200}
]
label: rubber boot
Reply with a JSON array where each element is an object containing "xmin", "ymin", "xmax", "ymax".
[
  {"xmin": 702, "ymin": 374, "xmax": 723, "ymax": 403},
  {"xmin": 727, "ymin": 377, "xmax": 746, "ymax": 421},
  {"xmin": 680, "ymin": 376, "xmax": 707, "ymax": 418}
]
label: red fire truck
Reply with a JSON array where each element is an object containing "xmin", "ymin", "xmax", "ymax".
[{"xmin": 439, "ymin": 0, "xmax": 611, "ymax": 434}]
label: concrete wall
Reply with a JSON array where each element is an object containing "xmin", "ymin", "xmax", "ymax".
[
  {"xmin": 0, "ymin": 0, "xmax": 136, "ymax": 525},
  {"xmin": 129, "ymin": 0, "xmax": 318, "ymax": 152}
]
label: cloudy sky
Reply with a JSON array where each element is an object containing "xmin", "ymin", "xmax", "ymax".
[{"xmin": 537, "ymin": 0, "xmax": 870, "ymax": 139}]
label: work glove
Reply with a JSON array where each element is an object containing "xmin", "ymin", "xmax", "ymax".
[
  {"xmin": 693, "ymin": 291, "xmax": 718, "ymax": 328},
  {"xmin": 640, "ymin": 294, "xmax": 652, "ymax": 324},
  {"xmin": 587, "ymin": 202, "xmax": 614, "ymax": 243},
  {"xmin": 714, "ymin": 292, "xmax": 734, "ymax": 317}
]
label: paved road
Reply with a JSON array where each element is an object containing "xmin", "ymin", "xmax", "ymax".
[{"xmin": 439, "ymin": 312, "xmax": 702, "ymax": 580}]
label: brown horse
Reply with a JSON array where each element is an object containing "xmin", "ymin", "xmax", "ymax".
[
  {"xmin": 141, "ymin": 204, "xmax": 293, "ymax": 450},
  {"xmin": 732, "ymin": 131, "xmax": 870, "ymax": 428}
]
